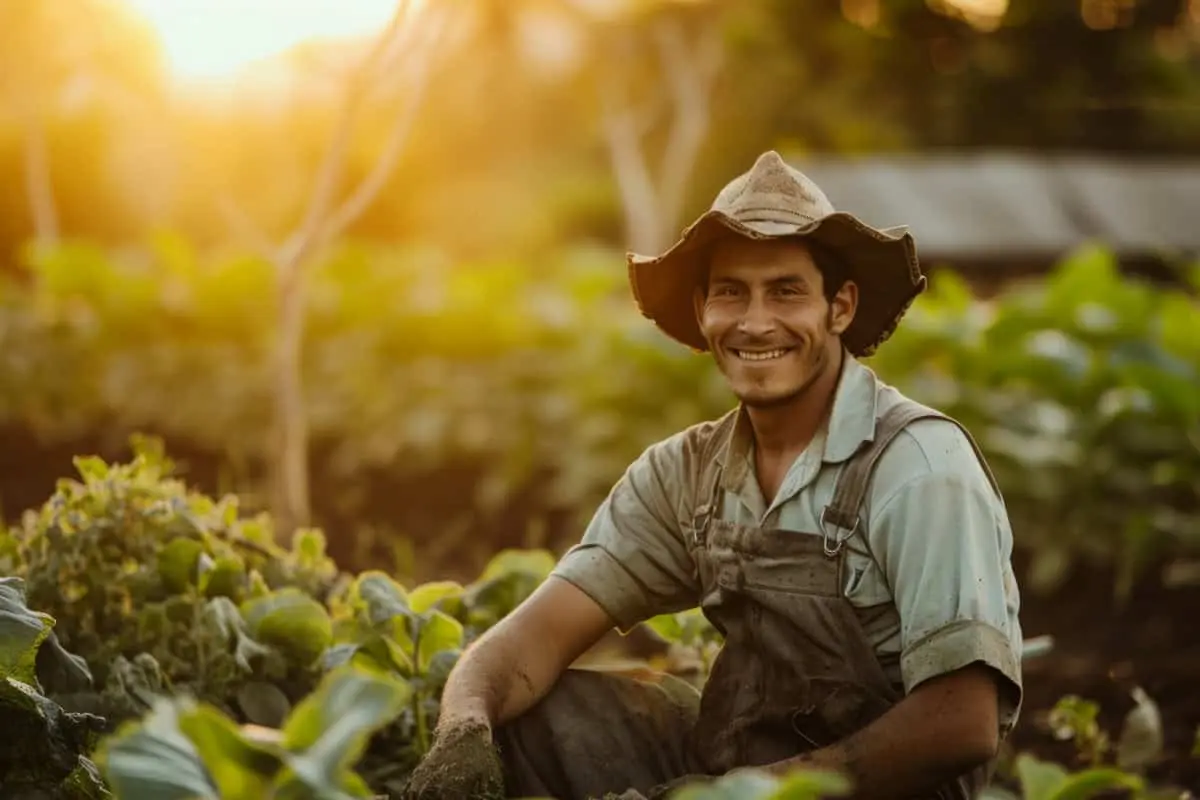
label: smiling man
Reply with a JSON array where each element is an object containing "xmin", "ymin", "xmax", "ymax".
[{"xmin": 404, "ymin": 152, "xmax": 1024, "ymax": 800}]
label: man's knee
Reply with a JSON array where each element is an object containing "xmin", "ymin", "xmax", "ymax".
[{"xmin": 493, "ymin": 668, "xmax": 701, "ymax": 798}]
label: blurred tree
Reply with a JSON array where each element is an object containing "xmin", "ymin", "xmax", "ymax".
[
  {"xmin": 218, "ymin": 0, "xmax": 463, "ymax": 541},
  {"xmin": 0, "ymin": 0, "xmax": 164, "ymax": 248},
  {"xmin": 585, "ymin": 0, "xmax": 727, "ymax": 253},
  {"xmin": 2, "ymin": 0, "xmax": 1199, "ymax": 264}
]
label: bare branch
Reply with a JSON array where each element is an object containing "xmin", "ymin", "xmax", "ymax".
[
  {"xmin": 321, "ymin": 5, "xmax": 455, "ymax": 242},
  {"xmin": 654, "ymin": 17, "xmax": 724, "ymax": 240},
  {"xmin": 281, "ymin": 0, "xmax": 417, "ymax": 267},
  {"xmin": 21, "ymin": 113, "xmax": 59, "ymax": 245},
  {"xmin": 599, "ymin": 62, "xmax": 663, "ymax": 253}
]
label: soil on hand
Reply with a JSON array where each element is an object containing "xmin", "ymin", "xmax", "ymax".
[{"xmin": 404, "ymin": 721, "xmax": 506, "ymax": 800}]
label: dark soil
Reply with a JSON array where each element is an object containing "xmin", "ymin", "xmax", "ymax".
[
  {"xmin": 402, "ymin": 720, "xmax": 506, "ymax": 800},
  {"xmin": 1006, "ymin": 556, "xmax": 1200, "ymax": 793}
]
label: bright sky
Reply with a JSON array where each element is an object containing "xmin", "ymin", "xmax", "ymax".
[{"xmin": 122, "ymin": 0, "xmax": 401, "ymax": 83}]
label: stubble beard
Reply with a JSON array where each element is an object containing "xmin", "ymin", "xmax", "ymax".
[
  {"xmin": 736, "ymin": 350, "xmax": 827, "ymax": 410},
  {"xmin": 724, "ymin": 310, "xmax": 837, "ymax": 410}
]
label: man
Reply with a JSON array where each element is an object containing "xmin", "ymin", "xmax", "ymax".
[{"xmin": 404, "ymin": 151, "xmax": 1023, "ymax": 800}]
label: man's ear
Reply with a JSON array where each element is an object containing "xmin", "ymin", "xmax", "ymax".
[{"xmin": 828, "ymin": 280, "xmax": 858, "ymax": 335}]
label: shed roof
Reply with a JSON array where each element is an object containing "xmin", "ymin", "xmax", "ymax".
[{"xmin": 790, "ymin": 153, "xmax": 1200, "ymax": 261}]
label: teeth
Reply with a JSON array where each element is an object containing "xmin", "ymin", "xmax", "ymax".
[{"xmin": 736, "ymin": 349, "xmax": 787, "ymax": 361}]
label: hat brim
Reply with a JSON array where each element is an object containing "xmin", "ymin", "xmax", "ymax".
[{"xmin": 626, "ymin": 210, "xmax": 926, "ymax": 358}]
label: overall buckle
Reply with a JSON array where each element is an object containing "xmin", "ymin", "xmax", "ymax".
[{"xmin": 819, "ymin": 506, "xmax": 858, "ymax": 558}]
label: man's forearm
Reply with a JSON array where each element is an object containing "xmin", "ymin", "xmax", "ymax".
[
  {"xmin": 756, "ymin": 666, "xmax": 1001, "ymax": 799},
  {"xmin": 434, "ymin": 620, "xmax": 556, "ymax": 736},
  {"xmin": 436, "ymin": 629, "xmax": 519, "ymax": 734},
  {"xmin": 434, "ymin": 576, "xmax": 619, "ymax": 740}
]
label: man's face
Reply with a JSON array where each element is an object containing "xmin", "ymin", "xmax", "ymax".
[{"xmin": 694, "ymin": 237, "xmax": 857, "ymax": 408}]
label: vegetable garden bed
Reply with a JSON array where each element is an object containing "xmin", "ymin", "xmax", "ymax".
[{"xmin": 2, "ymin": 443, "xmax": 1197, "ymax": 799}]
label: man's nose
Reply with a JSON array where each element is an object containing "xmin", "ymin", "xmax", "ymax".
[{"xmin": 736, "ymin": 294, "xmax": 775, "ymax": 337}]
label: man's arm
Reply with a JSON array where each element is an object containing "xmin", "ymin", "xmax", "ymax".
[
  {"xmin": 754, "ymin": 663, "xmax": 1001, "ymax": 797},
  {"xmin": 437, "ymin": 429, "xmax": 703, "ymax": 734},
  {"xmin": 435, "ymin": 575, "xmax": 616, "ymax": 735}
]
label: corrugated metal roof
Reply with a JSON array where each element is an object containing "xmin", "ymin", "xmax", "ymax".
[{"xmin": 790, "ymin": 153, "xmax": 1200, "ymax": 260}]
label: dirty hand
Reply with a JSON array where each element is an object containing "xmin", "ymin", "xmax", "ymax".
[{"xmin": 403, "ymin": 721, "xmax": 505, "ymax": 800}]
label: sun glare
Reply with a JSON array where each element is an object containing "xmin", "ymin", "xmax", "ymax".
[{"xmin": 122, "ymin": 0, "xmax": 402, "ymax": 83}]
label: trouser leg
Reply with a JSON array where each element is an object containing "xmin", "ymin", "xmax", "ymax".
[{"xmin": 493, "ymin": 668, "xmax": 702, "ymax": 800}]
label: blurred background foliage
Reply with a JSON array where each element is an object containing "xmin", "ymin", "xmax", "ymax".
[
  {"xmin": 0, "ymin": 0, "xmax": 1198, "ymax": 596},
  {"xmin": 2, "ymin": 237, "xmax": 1197, "ymax": 598}
]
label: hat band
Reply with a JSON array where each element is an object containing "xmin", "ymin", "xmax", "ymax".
[{"xmin": 727, "ymin": 206, "xmax": 818, "ymax": 226}]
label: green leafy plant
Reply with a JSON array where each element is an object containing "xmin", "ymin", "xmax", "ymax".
[
  {"xmin": 1044, "ymin": 688, "xmax": 1167, "ymax": 775},
  {"xmin": 4, "ymin": 441, "xmax": 1197, "ymax": 799},
  {"xmin": 981, "ymin": 753, "xmax": 1145, "ymax": 800},
  {"xmin": 6, "ymin": 437, "xmax": 343, "ymax": 714},
  {"xmin": 1047, "ymin": 696, "xmax": 1111, "ymax": 767},
  {"xmin": 324, "ymin": 571, "xmax": 465, "ymax": 757},
  {"xmin": 0, "ymin": 576, "xmax": 110, "ymax": 797},
  {"xmin": 95, "ymin": 664, "xmax": 411, "ymax": 800},
  {"xmin": 871, "ymin": 247, "xmax": 1200, "ymax": 598},
  {"xmin": 3, "ymin": 240, "xmax": 1196, "ymax": 596}
]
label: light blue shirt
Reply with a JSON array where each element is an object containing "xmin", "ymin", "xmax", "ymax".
[{"xmin": 554, "ymin": 353, "xmax": 1024, "ymax": 732}]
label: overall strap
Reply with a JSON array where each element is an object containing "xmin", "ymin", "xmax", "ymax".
[
  {"xmin": 820, "ymin": 399, "xmax": 1002, "ymax": 558},
  {"xmin": 688, "ymin": 408, "xmax": 739, "ymax": 545}
]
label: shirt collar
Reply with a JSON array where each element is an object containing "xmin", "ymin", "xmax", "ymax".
[
  {"xmin": 715, "ymin": 349, "xmax": 880, "ymax": 487},
  {"xmin": 823, "ymin": 352, "xmax": 880, "ymax": 464}
]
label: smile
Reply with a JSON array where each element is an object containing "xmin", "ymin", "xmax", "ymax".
[{"xmin": 733, "ymin": 348, "xmax": 790, "ymax": 362}]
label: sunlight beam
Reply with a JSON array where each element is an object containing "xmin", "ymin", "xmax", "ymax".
[{"xmin": 122, "ymin": 0, "xmax": 402, "ymax": 83}]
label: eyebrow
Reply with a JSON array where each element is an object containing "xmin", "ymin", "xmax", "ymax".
[{"xmin": 711, "ymin": 273, "xmax": 810, "ymax": 287}]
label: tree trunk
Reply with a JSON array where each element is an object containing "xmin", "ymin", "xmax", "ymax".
[
  {"xmin": 252, "ymin": 0, "xmax": 450, "ymax": 545},
  {"xmin": 21, "ymin": 114, "xmax": 59, "ymax": 245},
  {"xmin": 270, "ymin": 257, "xmax": 310, "ymax": 542}
]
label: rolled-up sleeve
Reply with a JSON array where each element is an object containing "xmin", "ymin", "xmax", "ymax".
[
  {"xmin": 551, "ymin": 434, "xmax": 700, "ymax": 632},
  {"xmin": 868, "ymin": 464, "xmax": 1024, "ymax": 734}
]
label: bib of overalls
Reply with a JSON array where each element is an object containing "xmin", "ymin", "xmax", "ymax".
[{"xmin": 683, "ymin": 398, "xmax": 1001, "ymax": 799}]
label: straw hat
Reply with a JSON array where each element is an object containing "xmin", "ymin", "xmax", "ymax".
[{"xmin": 626, "ymin": 151, "xmax": 926, "ymax": 357}]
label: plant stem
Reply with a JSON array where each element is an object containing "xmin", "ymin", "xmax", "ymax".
[{"xmin": 412, "ymin": 619, "xmax": 429, "ymax": 754}]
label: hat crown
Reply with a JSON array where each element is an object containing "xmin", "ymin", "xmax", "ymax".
[{"xmin": 711, "ymin": 150, "xmax": 835, "ymax": 228}]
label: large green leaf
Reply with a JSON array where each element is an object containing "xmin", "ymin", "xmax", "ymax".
[
  {"xmin": 408, "ymin": 581, "xmax": 465, "ymax": 615},
  {"xmin": 279, "ymin": 666, "xmax": 412, "ymax": 795},
  {"xmin": 1046, "ymin": 768, "xmax": 1144, "ymax": 800},
  {"xmin": 466, "ymin": 551, "xmax": 557, "ymax": 630},
  {"xmin": 415, "ymin": 610, "xmax": 465, "ymax": 673},
  {"xmin": 1013, "ymin": 755, "xmax": 1069, "ymax": 800},
  {"xmin": 199, "ymin": 555, "xmax": 248, "ymax": 600},
  {"xmin": 241, "ymin": 588, "xmax": 333, "ymax": 665},
  {"xmin": 176, "ymin": 703, "xmax": 283, "ymax": 799},
  {"xmin": 770, "ymin": 769, "xmax": 852, "ymax": 799},
  {"xmin": 0, "ymin": 576, "xmax": 54, "ymax": 685},
  {"xmin": 671, "ymin": 771, "xmax": 781, "ymax": 799},
  {"xmin": 1, "ymin": 676, "xmax": 111, "ymax": 796},
  {"xmin": 63, "ymin": 758, "xmax": 111, "ymax": 799},
  {"xmin": 349, "ymin": 571, "xmax": 410, "ymax": 626},
  {"xmin": 669, "ymin": 767, "xmax": 851, "ymax": 800},
  {"xmin": 97, "ymin": 698, "xmax": 221, "ymax": 800},
  {"xmin": 158, "ymin": 538, "xmax": 205, "ymax": 594},
  {"xmin": 203, "ymin": 597, "xmax": 274, "ymax": 673},
  {"xmin": 479, "ymin": 549, "xmax": 556, "ymax": 582},
  {"xmin": 1010, "ymin": 754, "xmax": 1142, "ymax": 800}
]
